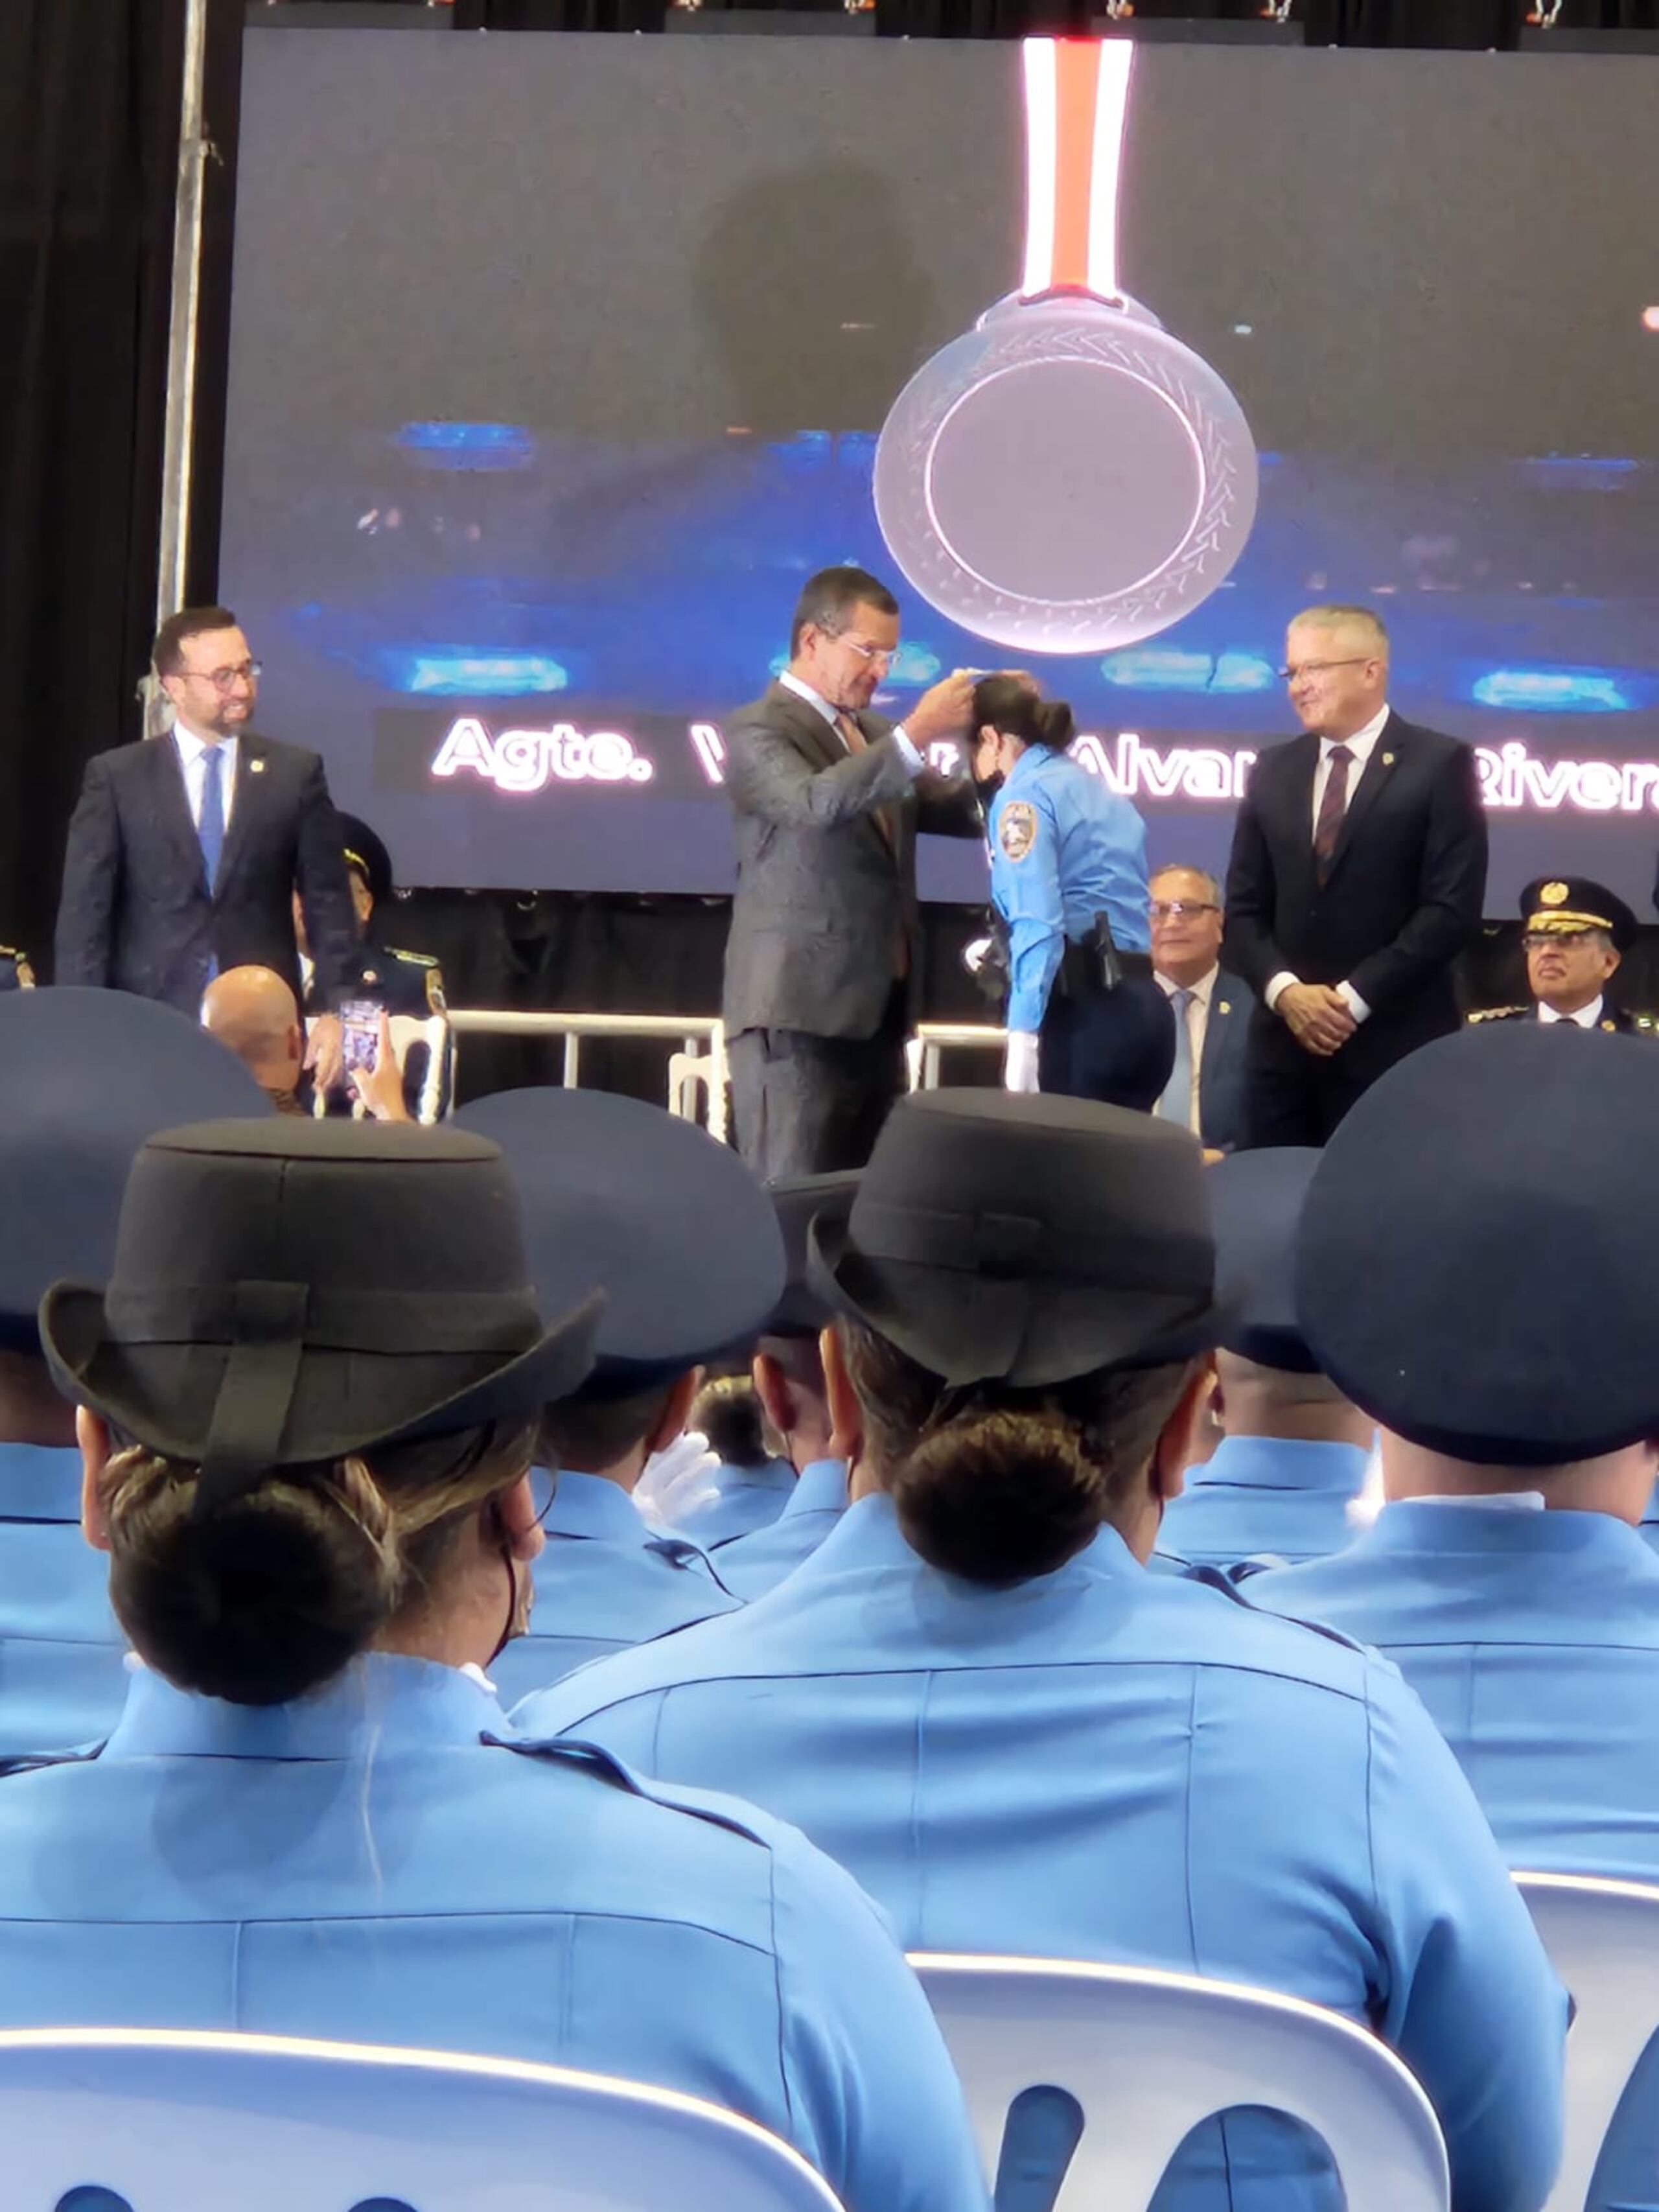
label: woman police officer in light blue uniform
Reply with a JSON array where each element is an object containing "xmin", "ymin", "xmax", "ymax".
[
  {"xmin": 974, "ymin": 676, "xmax": 1174, "ymax": 1107},
  {"xmin": 0, "ymin": 1117, "xmax": 985, "ymax": 2212},
  {"xmin": 519, "ymin": 1089, "xmax": 1566, "ymax": 2212}
]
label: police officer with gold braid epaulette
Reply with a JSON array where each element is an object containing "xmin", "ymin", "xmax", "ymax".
[{"xmin": 1467, "ymin": 876, "xmax": 1656, "ymax": 1036}]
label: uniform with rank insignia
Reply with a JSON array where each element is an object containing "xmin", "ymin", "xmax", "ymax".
[
  {"xmin": 1466, "ymin": 874, "xmax": 1651, "ymax": 1033},
  {"xmin": 301, "ymin": 813, "xmax": 453, "ymax": 1120},
  {"xmin": 454, "ymin": 1086, "xmax": 785, "ymax": 1703},
  {"xmin": 1251, "ymin": 1025, "xmax": 1659, "ymax": 2212},
  {"xmin": 976, "ymin": 677, "xmax": 1173, "ymax": 1107},
  {"xmin": 519, "ymin": 1091, "xmax": 1565, "ymax": 2212},
  {"xmin": 0, "ymin": 1119, "xmax": 983, "ymax": 2212}
]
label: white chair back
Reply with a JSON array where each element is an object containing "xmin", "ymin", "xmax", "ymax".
[
  {"xmin": 387, "ymin": 1012, "xmax": 454, "ymax": 1122},
  {"xmin": 1516, "ymin": 1870, "xmax": 1659, "ymax": 2212},
  {"xmin": 909, "ymin": 1951, "xmax": 1448, "ymax": 2212},
  {"xmin": 0, "ymin": 2027, "xmax": 845, "ymax": 2212}
]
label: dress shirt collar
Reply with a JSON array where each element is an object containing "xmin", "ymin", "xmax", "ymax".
[
  {"xmin": 1184, "ymin": 1435, "xmax": 1370, "ymax": 1498},
  {"xmin": 1356, "ymin": 1500, "xmax": 1659, "ymax": 1561},
  {"xmin": 1157, "ymin": 964, "xmax": 1218, "ymax": 1009},
  {"xmin": 0, "ymin": 1440, "xmax": 86, "ymax": 1524},
  {"xmin": 778, "ymin": 670, "xmax": 842, "ymax": 732},
  {"xmin": 715, "ymin": 1458, "xmax": 798, "ymax": 1499},
  {"xmin": 172, "ymin": 721, "xmax": 238, "ymax": 780},
  {"xmin": 778, "ymin": 1458, "xmax": 849, "ymax": 1522},
  {"xmin": 778, "ymin": 1487, "xmax": 1142, "ymax": 1587},
  {"xmin": 1538, "ymin": 995, "xmax": 1603, "ymax": 1029},
  {"xmin": 1318, "ymin": 704, "xmax": 1390, "ymax": 765},
  {"xmin": 535, "ymin": 1467, "xmax": 661, "ymax": 1550},
  {"xmin": 1408, "ymin": 1491, "xmax": 1546, "ymax": 1512},
  {"xmin": 104, "ymin": 1650, "xmax": 505, "ymax": 1761}
]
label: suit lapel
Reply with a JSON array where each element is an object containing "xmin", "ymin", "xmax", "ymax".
[
  {"xmin": 1276, "ymin": 734, "xmax": 1321, "ymax": 898},
  {"xmin": 1325, "ymin": 714, "xmax": 1398, "ymax": 879},
  {"xmin": 211, "ymin": 733, "xmax": 266, "ymax": 899},
  {"xmin": 1200, "ymin": 985, "xmax": 1231, "ymax": 1086},
  {"xmin": 150, "ymin": 734, "xmax": 210, "ymax": 893},
  {"xmin": 769, "ymin": 683, "xmax": 844, "ymax": 775}
]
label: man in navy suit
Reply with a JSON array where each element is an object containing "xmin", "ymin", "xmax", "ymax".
[
  {"xmin": 1148, "ymin": 863, "xmax": 1253, "ymax": 1153},
  {"xmin": 54, "ymin": 607, "xmax": 358, "ymax": 1021},
  {"xmin": 1223, "ymin": 604, "xmax": 1487, "ymax": 1146}
]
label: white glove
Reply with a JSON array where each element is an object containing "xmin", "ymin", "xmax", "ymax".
[
  {"xmin": 633, "ymin": 1427, "xmax": 721, "ymax": 1530},
  {"xmin": 963, "ymin": 935, "xmax": 994, "ymax": 976},
  {"xmin": 1003, "ymin": 1030, "xmax": 1041, "ymax": 1093}
]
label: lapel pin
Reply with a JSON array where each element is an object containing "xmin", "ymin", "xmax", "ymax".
[
  {"xmin": 1381, "ymin": 752, "xmax": 1395, "ymax": 767},
  {"xmin": 1218, "ymin": 1001, "xmax": 1231, "ymax": 1015},
  {"xmin": 249, "ymin": 756, "xmax": 266, "ymax": 774}
]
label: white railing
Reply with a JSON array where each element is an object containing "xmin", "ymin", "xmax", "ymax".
[{"xmin": 447, "ymin": 1010, "xmax": 1004, "ymax": 1142}]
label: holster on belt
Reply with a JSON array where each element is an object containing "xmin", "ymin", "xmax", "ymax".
[{"xmin": 1058, "ymin": 913, "xmax": 1134, "ymax": 999}]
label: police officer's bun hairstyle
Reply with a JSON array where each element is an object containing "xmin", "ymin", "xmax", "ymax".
[
  {"xmin": 839, "ymin": 1320, "xmax": 1195, "ymax": 1585},
  {"xmin": 98, "ymin": 1421, "xmax": 536, "ymax": 1707},
  {"xmin": 971, "ymin": 676, "xmax": 1076, "ymax": 756}
]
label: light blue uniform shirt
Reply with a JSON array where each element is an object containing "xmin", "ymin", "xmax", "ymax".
[
  {"xmin": 674, "ymin": 1457, "xmax": 798, "ymax": 1548},
  {"xmin": 713, "ymin": 1460, "xmax": 850, "ymax": 1600},
  {"xmin": 517, "ymin": 1494, "xmax": 1564, "ymax": 2212},
  {"xmin": 1154, "ymin": 1438, "xmax": 1371, "ymax": 1574},
  {"xmin": 1251, "ymin": 1502, "xmax": 1659, "ymax": 2212},
  {"xmin": 0, "ymin": 1441, "xmax": 127, "ymax": 1756},
  {"xmin": 487, "ymin": 1469, "xmax": 739, "ymax": 1707},
  {"xmin": 988, "ymin": 744, "xmax": 1151, "ymax": 1034},
  {"xmin": 1640, "ymin": 1478, "xmax": 1659, "ymax": 1555},
  {"xmin": 0, "ymin": 1651, "xmax": 985, "ymax": 2212}
]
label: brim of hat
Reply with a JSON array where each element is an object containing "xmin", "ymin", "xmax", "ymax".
[
  {"xmin": 38, "ymin": 1281, "xmax": 604, "ymax": 1469},
  {"xmin": 806, "ymin": 1207, "xmax": 1227, "ymax": 1389}
]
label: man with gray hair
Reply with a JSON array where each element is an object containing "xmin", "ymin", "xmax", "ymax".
[
  {"xmin": 1148, "ymin": 862, "xmax": 1253, "ymax": 1150},
  {"xmin": 1224, "ymin": 603, "xmax": 1487, "ymax": 1144}
]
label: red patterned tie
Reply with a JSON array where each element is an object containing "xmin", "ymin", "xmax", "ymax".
[{"xmin": 1313, "ymin": 744, "xmax": 1354, "ymax": 885}]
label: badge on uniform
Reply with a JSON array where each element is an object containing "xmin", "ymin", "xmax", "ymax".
[
  {"xmin": 426, "ymin": 968, "xmax": 447, "ymax": 1017},
  {"xmin": 999, "ymin": 802, "xmax": 1038, "ymax": 863}
]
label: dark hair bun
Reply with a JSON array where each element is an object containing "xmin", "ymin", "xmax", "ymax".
[{"xmin": 891, "ymin": 1410, "xmax": 1104, "ymax": 1585}]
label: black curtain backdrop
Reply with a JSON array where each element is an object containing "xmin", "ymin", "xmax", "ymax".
[{"xmin": 4, "ymin": 0, "xmax": 1658, "ymax": 1106}]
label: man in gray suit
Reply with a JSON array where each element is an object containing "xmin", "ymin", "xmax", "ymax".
[
  {"xmin": 1150, "ymin": 863, "xmax": 1255, "ymax": 1154},
  {"xmin": 723, "ymin": 566, "xmax": 983, "ymax": 1178}
]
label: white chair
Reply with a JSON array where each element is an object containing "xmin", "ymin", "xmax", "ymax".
[
  {"xmin": 0, "ymin": 2027, "xmax": 845, "ymax": 2212},
  {"xmin": 909, "ymin": 1951, "xmax": 1449, "ymax": 2212},
  {"xmin": 387, "ymin": 1011, "xmax": 455, "ymax": 1122},
  {"xmin": 1516, "ymin": 1870, "xmax": 1659, "ymax": 2212}
]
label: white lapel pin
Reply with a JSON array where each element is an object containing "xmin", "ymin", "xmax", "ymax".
[
  {"xmin": 1218, "ymin": 1001, "xmax": 1231, "ymax": 1016},
  {"xmin": 1381, "ymin": 752, "xmax": 1395, "ymax": 767},
  {"xmin": 249, "ymin": 756, "xmax": 266, "ymax": 774}
]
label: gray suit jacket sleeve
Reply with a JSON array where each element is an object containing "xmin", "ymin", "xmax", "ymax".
[
  {"xmin": 55, "ymin": 752, "xmax": 120, "ymax": 987},
  {"xmin": 725, "ymin": 711, "xmax": 914, "ymax": 830}
]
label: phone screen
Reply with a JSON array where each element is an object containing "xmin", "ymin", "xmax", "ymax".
[{"xmin": 340, "ymin": 999, "xmax": 381, "ymax": 1073}]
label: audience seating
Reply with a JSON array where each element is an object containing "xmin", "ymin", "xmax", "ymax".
[
  {"xmin": 908, "ymin": 1951, "xmax": 1450, "ymax": 2212},
  {"xmin": 0, "ymin": 2027, "xmax": 845, "ymax": 2211},
  {"xmin": 1516, "ymin": 1870, "xmax": 1659, "ymax": 2212}
]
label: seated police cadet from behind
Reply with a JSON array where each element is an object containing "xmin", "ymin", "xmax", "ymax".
[
  {"xmin": 1155, "ymin": 1149, "xmax": 1372, "ymax": 1575},
  {"xmin": 1247, "ymin": 1024, "xmax": 1659, "ymax": 2212},
  {"xmin": 1468, "ymin": 875, "xmax": 1651, "ymax": 1033},
  {"xmin": 711, "ymin": 1172, "xmax": 857, "ymax": 1602},
  {"xmin": 518, "ymin": 1089, "xmax": 1564, "ymax": 2212},
  {"xmin": 0, "ymin": 1118, "xmax": 984, "ymax": 2212},
  {"xmin": 453, "ymin": 1085, "xmax": 782, "ymax": 1703},
  {"xmin": 0, "ymin": 988, "xmax": 273, "ymax": 1759},
  {"xmin": 973, "ymin": 677, "xmax": 1172, "ymax": 1106}
]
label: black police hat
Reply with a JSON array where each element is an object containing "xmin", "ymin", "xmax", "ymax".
[
  {"xmin": 456, "ymin": 1088, "xmax": 785, "ymax": 1388},
  {"xmin": 1297, "ymin": 1023, "xmax": 1659, "ymax": 1465},
  {"xmin": 0, "ymin": 988, "xmax": 275, "ymax": 1345},
  {"xmin": 40, "ymin": 1119, "xmax": 602, "ymax": 1512},
  {"xmin": 1521, "ymin": 876, "xmax": 1638, "ymax": 953},
  {"xmin": 338, "ymin": 814, "xmax": 394, "ymax": 910},
  {"xmin": 767, "ymin": 1171, "xmax": 861, "ymax": 1337},
  {"xmin": 1209, "ymin": 1147, "xmax": 1322, "ymax": 1375},
  {"xmin": 807, "ymin": 1090, "xmax": 1224, "ymax": 1390}
]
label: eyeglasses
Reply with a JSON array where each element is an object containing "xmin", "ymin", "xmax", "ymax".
[
  {"xmin": 1150, "ymin": 900, "xmax": 1220, "ymax": 922},
  {"xmin": 837, "ymin": 637, "xmax": 896, "ymax": 668},
  {"xmin": 180, "ymin": 659, "xmax": 262, "ymax": 691},
  {"xmin": 1279, "ymin": 658, "xmax": 1369, "ymax": 683},
  {"xmin": 1522, "ymin": 931, "xmax": 1602, "ymax": 952}
]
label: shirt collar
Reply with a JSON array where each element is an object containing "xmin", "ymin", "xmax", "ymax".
[
  {"xmin": 103, "ymin": 1651, "xmax": 506, "ymax": 1761},
  {"xmin": 714, "ymin": 1459, "xmax": 798, "ymax": 1498},
  {"xmin": 778, "ymin": 670, "xmax": 841, "ymax": 731},
  {"xmin": 1157, "ymin": 964, "xmax": 1218, "ymax": 1008},
  {"xmin": 780, "ymin": 1458, "xmax": 849, "ymax": 1521},
  {"xmin": 1538, "ymin": 995, "xmax": 1603, "ymax": 1029},
  {"xmin": 776, "ymin": 1487, "xmax": 1142, "ymax": 1585},
  {"xmin": 1354, "ymin": 1500, "xmax": 1659, "ymax": 1563},
  {"xmin": 1319, "ymin": 704, "xmax": 1390, "ymax": 764},
  {"xmin": 0, "ymin": 1440, "xmax": 86, "ymax": 1523},
  {"xmin": 1185, "ymin": 1435, "xmax": 1371, "ymax": 1497},
  {"xmin": 536, "ymin": 1467, "xmax": 660, "ymax": 1550},
  {"xmin": 172, "ymin": 723, "xmax": 237, "ymax": 771}
]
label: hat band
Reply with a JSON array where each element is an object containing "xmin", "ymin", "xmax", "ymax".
[
  {"xmin": 198, "ymin": 1282, "xmax": 310, "ymax": 1517},
  {"xmin": 1527, "ymin": 910, "xmax": 1612, "ymax": 935},
  {"xmin": 106, "ymin": 1283, "xmax": 540, "ymax": 1356},
  {"xmin": 850, "ymin": 1200, "xmax": 1211, "ymax": 1294}
]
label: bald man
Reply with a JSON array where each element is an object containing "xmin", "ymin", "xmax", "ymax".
[
  {"xmin": 1224, "ymin": 603, "xmax": 1487, "ymax": 1145},
  {"xmin": 201, "ymin": 966, "xmax": 308, "ymax": 1113}
]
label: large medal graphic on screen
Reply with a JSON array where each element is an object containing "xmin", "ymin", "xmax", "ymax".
[{"xmin": 875, "ymin": 38, "xmax": 1259, "ymax": 654}]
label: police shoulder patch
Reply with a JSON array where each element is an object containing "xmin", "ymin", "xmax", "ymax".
[{"xmin": 998, "ymin": 800, "xmax": 1039, "ymax": 863}]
